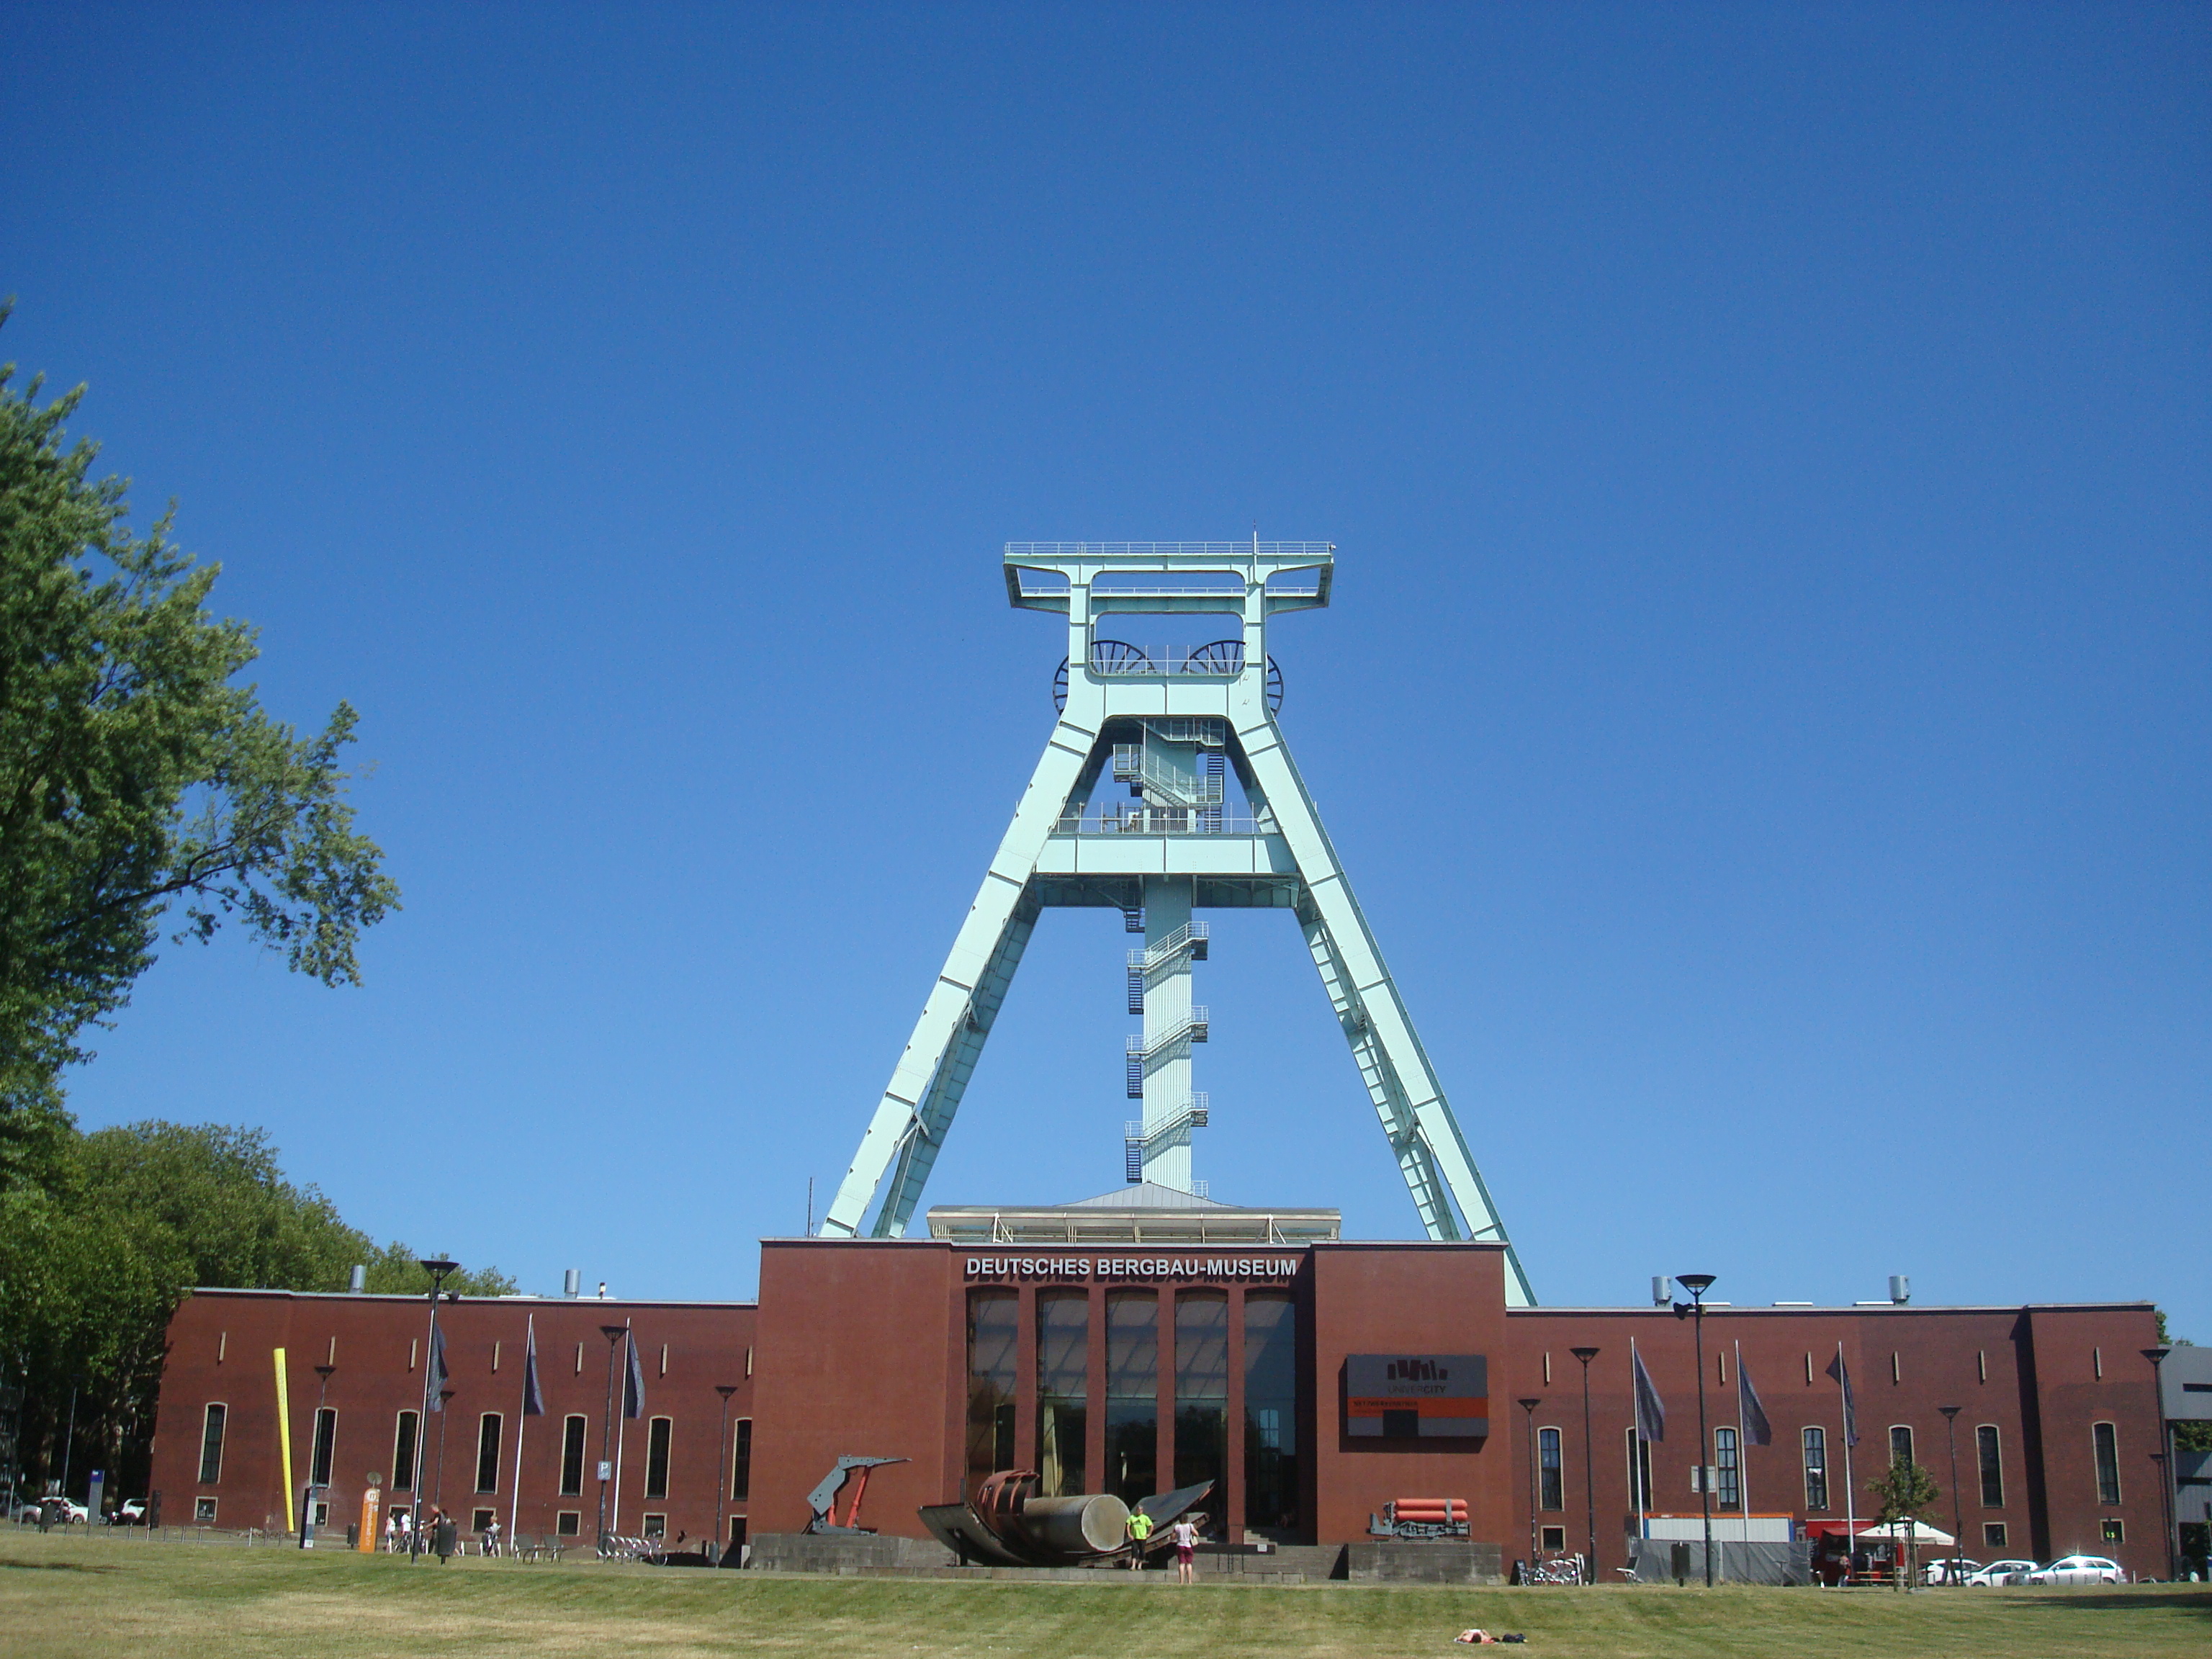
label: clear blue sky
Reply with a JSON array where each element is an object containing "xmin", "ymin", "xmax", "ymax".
[{"xmin": 5, "ymin": 4, "xmax": 2206, "ymax": 1335}]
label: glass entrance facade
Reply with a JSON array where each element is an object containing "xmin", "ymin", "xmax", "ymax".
[{"xmin": 967, "ymin": 1280, "xmax": 1307, "ymax": 1534}]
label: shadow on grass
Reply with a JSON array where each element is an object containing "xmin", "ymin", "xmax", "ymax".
[
  {"xmin": 0, "ymin": 1558, "xmax": 120, "ymax": 1573},
  {"xmin": 2013, "ymin": 1590, "xmax": 2212, "ymax": 1617}
]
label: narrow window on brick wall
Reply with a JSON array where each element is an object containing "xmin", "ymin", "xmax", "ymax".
[
  {"xmin": 1539, "ymin": 1427, "xmax": 1563, "ymax": 1510},
  {"xmin": 645, "ymin": 1416, "xmax": 673, "ymax": 1500},
  {"xmin": 1977, "ymin": 1425, "xmax": 2004, "ymax": 1506},
  {"xmin": 1802, "ymin": 1427, "xmax": 1829, "ymax": 1510},
  {"xmin": 732, "ymin": 1419, "xmax": 752, "ymax": 1501},
  {"xmin": 560, "ymin": 1415, "xmax": 588, "ymax": 1496},
  {"xmin": 2092, "ymin": 1422, "xmax": 2121, "ymax": 1505},
  {"xmin": 197, "ymin": 1404, "xmax": 228, "ymax": 1484},
  {"xmin": 390, "ymin": 1411, "xmax": 419, "ymax": 1491},
  {"xmin": 476, "ymin": 1413, "xmax": 503, "ymax": 1493},
  {"xmin": 1889, "ymin": 1424, "xmax": 1914, "ymax": 1470}
]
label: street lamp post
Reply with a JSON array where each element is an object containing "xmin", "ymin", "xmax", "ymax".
[
  {"xmin": 714, "ymin": 1385, "xmax": 739, "ymax": 1563},
  {"xmin": 597, "ymin": 1326, "xmax": 627, "ymax": 1547},
  {"xmin": 1676, "ymin": 1273, "xmax": 1717, "ymax": 1587},
  {"xmin": 1518, "ymin": 1397, "xmax": 1543, "ymax": 1579},
  {"xmin": 2145, "ymin": 1348, "xmax": 2175, "ymax": 1580},
  {"xmin": 410, "ymin": 1258, "xmax": 459, "ymax": 1562},
  {"xmin": 1571, "ymin": 1346, "xmax": 1601, "ymax": 1581},
  {"xmin": 1938, "ymin": 1406, "xmax": 1963, "ymax": 1583}
]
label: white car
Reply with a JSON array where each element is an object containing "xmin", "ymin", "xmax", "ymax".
[
  {"xmin": 1922, "ymin": 1556, "xmax": 1982, "ymax": 1586},
  {"xmin": 2027, "ymin": 1555, "xmax": 2127, "ymax": 1586},
  {"xmin": 1964, "ymin": 1558, "xmax": 2040, "ymax": 1586}
]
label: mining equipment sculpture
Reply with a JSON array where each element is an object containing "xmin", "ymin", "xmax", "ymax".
[
  {"xmin": 821, "ymin": 539, "xmax": 1532, "ymax": 1305},
  {"xmin": 918, "ymin": 1470, "xmax": 1214, "ymax": 1568},
  {"xmin": 1370, "ymin": 1496, "xmax": 1473, "ymax": 1539},
  {"xmin": 803, "ymin": 1455, "xmax": 908, "ymax": 1535}
]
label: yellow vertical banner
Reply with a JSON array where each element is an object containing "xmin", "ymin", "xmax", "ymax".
[{"xmin": 273, "ymin": 1347, "xmax": 295, "ymax": 1535}]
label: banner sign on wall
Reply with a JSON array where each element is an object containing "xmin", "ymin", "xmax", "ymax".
[{"xmin": 1345, "ymin": 1354, "xmax": 1489, "ymax": 1439}]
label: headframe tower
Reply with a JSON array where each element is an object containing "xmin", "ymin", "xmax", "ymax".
[{"xmin": 821, "ymin": 541, "xmax": 1533, "ymax": 1305}]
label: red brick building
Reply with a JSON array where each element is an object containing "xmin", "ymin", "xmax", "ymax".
[{"xmin": 149, "ymin": 1192, "xmax": 2166, "ymax": 1576}]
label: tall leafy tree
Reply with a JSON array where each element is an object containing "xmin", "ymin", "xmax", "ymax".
[{"xmin": 0, "ymin": 311, "xmax": 399, "ymax": 1095}]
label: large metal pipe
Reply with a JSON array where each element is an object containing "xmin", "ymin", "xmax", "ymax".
[{"xmin": 1011, "ymin": 1494, "xmax": 1130, "ymax": 1555}]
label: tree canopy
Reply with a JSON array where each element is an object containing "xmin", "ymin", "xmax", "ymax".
[{"xmin": 0, "ymin": 312, "xmax": 399, "ymax": 1097}]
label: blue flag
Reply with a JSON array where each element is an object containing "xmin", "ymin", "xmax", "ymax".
[
  {"xmin": 623, "ymin": 1326, "xmax": 645, "ymax": 1419},
  {"xmin": 1632, "ymin": 1342, "xmax": 1665, "ymax": 1443},
  {"xmin": 1737, "ymin": 1354, "xmax": 1772, "ymax": 1447},
  {"xmin": 521, "ymin": 1316, "xmax": 544, "ymax": 1417},
  {"xmin": 425, "ymin": 1324, "xmax": 448, "ymax": 1407},
  {"xmin": 1825, "ymin": 1349, "xmax": 1859, "ymax": 1447}
]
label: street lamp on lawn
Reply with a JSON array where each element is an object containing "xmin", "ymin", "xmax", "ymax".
[
  {"xmin": 1675, "ymin": 1274, "xmax": 1717, "ymax": 1587},
  {"xmin": 1518, "ymin": 1396, "xmax": 1543, "ymax": 1578},
  {"xmin": 1571, "ymin": 1347, "xmax": 1601, "ymax": 1581},
  {"xmin": 410, "ymin": 1258, "xmax": 459, "ymax": 1561},
  {"xmin": 1938, "ymin": 1407, "xmax": 1963, "ymax": 1584},
  {"xmin": 715, "ymin": 1385, "xmax": 739, "ymax": 1561}
]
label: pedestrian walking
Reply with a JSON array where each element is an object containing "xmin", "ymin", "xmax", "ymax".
[
  {"xmin": 1169, "ymin": 1516, "xmax": 1198, "ymax": 1584},
  {"xmin": 1125, "ymin": 1507, "xmax": 1154, "ymax": 1568},
  {"xmin": 481, "ymin": 1516, "xmax": 502, "ymax": 1557}
]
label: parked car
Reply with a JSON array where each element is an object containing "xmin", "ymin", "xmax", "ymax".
[
  {"xmin": 1922, "ymin": 1556, "xmax": 1982, "ymax": 1586},
  {"xmin": 1964, "ymin": 1558, "xmax": 2040, "ymax": 1586},
  {"xmin": 2027, "ymin": 1555, "xmax": 2127, "ymax": 1586}
]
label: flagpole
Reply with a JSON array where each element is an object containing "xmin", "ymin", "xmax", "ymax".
[
  {"xmin": 508, "ymin": 1315, "xmax": 531, "ymax": 1546},
  {"xmin": 1632, "ymin": 1339, "xmax": 1649, "ymax": 1544},
  {"xmin": 1838, "ymin": 1341, "xmax": 1856, "ymax": 1584},
  {"xmin": 611, "ymin": 1321, "xmax": 632, "ymax": 1537}
]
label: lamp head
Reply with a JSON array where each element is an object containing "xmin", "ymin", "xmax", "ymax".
[
  {"xmin": 1676, "ymin": 1273, "xmax": 1717, "ymax": 1295},
  {"xmin": 419, "ymin": 1257, "xmax": 459, "ymax": 1279},
  {"xmin": 715, "ymin": 1385, "xmax": 739, "ymax": 1399},
  {"xmin": 315, "ymin": 1364, "xmax": 337, "ymax": 1380},
  {"xmin": 1938, "ymin": 1405, "xmax": 1961, "ymax": 1420},
  {"xmin": 601, "ymin": 1325, "xmax": 628, "ymax": 1341},
  {"xmin": 1516, "ymin": 1396, "xmax": 1542, "ymax": 1411},
  {"xmin": 1570, "ymin": 1346, "xmax": 1600, "ymax": 1362},
  {"xmin": 2144, "ymin": 1346, "xmax": 2171, "ymax": 1365}
]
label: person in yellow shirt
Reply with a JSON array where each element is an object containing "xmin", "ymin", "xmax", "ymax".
[{"xmin": 1125, "ymin": 1508, "xmax": 1154, "ymax": 1568}]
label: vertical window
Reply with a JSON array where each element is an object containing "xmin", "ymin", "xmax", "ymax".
[
  {"xmin": 1976, "ymin": 1425, "xmax": 2004, "ymax": 1507},
  {"xmin": 966, "ymin": 1290, "xmax": 1019, "ymax": 1494},
  {"xmin": 1889, "ymin": 1425, "xmax": 1914, "ymax": 1470},
  {"xmin": 1172, "ymin": 1291, "xmax": 1229, "ymax": 1501},
  {"xmin": 1035, "ymin": 1292, "xmax": 1088, "ymax": 1497},
  {"xmin": 1538, "ymin": 1427, "xmax": 1563, "ymax": 1511},
  {"xmin": 645, "ymin": 1416, "xmax": 673, "ymax": 1499},
  {"xmin": 1105, "ymin": 1290, "xmax": 1158, "ymax": 1505},
  {"xmin": 1714, "ymin": 1426, "xmax": 1740, "ymax": 1509},
  {"xmin": 1624, "ymin": 1427, "xmax": 1653, "ymax": 1509},
  {"xmin": 390, "ymin": 1411, "xmax": 419, "ymax": 1491},
  {"xmin": 559, "ymin": 1414, "xmax": 587, "ymax": 1496},
  {"xmin": 475, "ymin": 1413, "xmax": 502, "ymax": 1493},
  {"xmin": 197, "ymin": 1404, "xmax": 228, "ymax": 1484},
  {"xmin": 1802, "ymin": 1427, "xmax": 1829, "ymax": 1511},
  {"xmin": 1243, "ymin": 1294, "xmax": 1298, "ymax": 1532},
  {"xmin": 731, "ymin": 1419, "xmax": 752, "ymax": 1501},
  {"xmin": 2092, "ymin": 1422, "xmax": 2121, "ymax": 1505},
  {"xmin": 310, "ymin": 1408, "xmax": 337, "ymax": 1487}
]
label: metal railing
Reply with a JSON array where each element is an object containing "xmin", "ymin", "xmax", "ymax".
[
  {"xmin": 1128, "ymin": 1010, "xmax": 1209, "ymax": 1057},
  {"xmin": 1131, "ymin": 921, "xmax": 1209, "ymax": 968},
  {"xmin": 1007, "ymin": 541, "xmax": 1334, "ymax": 557},
  {"xmin": 1056, "ymin": 811, "xmax": 1270, "ymax": 836}
]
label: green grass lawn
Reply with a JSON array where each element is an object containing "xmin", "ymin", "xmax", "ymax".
[{"xmin": 0, "ymin": 1531, "xmax": 2203, "ymax": 1658}]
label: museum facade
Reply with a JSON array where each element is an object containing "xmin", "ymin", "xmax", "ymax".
[{"xmin": 148, "ymin": 1187, "xmax": 2168, "ymax": 1578}]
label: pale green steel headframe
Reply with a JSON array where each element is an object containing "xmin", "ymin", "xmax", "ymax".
[{"xmin": 818, "ymin": 540, "xmax": 1534, "ymax": 1305}]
